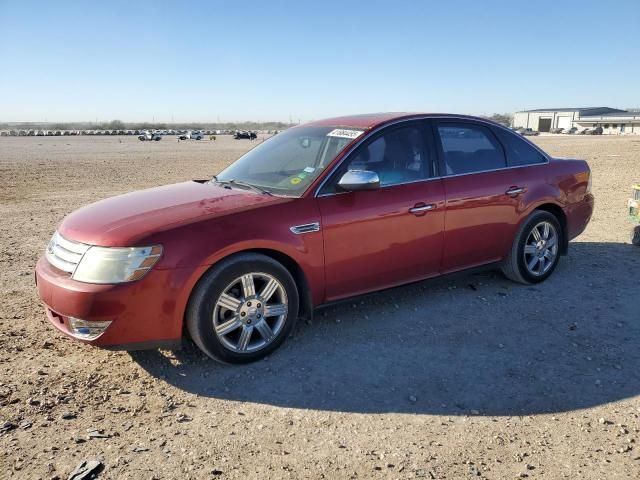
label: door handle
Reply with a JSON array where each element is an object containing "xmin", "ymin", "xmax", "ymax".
[
  {"xmin": 409, "ymin": 203, "xmax": 436, "ymax": 214},
  {"xmin": 506, "ymin": 186, "xmax": 526, "ymax": 196}
]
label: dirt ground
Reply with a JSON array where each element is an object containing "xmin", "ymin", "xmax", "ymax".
[{"xmin": 1, "ymin": 133, "xmax": 639, "ymax": 480}]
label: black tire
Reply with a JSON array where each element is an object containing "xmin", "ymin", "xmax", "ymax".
[
  {"xmin": 502, "ymin": 210, "xmax": 562, "ymax": 284},
  {"xmin": 186, "ymin": 253, "xmax": 299, "ymax": 364}
]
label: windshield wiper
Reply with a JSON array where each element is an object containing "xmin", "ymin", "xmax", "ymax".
[
  {"xmin": 211, "ymin": 176, "xmax": 272, "ymax": 195},
  {"xmin": 228, "ymin": 179, "xmax": 272, "ymax": 195}
]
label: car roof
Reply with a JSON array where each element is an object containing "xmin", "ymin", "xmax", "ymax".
[{"xmin": 303, "ymin": 112, "xmax": 501, "ymax": 130}]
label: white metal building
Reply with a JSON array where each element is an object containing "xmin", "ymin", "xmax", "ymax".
[
  {"xmin": 512, "ymin": 107, "xmax": 640, "ymax": 134},
  {"xmin": 574, "ymin": 111, "xmax": 640, "ymax": 135}
]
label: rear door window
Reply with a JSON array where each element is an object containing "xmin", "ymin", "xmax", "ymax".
[
  {"xmin": 493, "ymin": 128, "xmax": 547, "ymax": 167},
  {"xmin": 436, "ymin": 123, "xmax": 506, "ymax": 175}
]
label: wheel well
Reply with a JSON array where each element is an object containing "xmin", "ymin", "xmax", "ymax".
[
  {"xmin": 248, "ymin": 249, "xmax": 314, "ymax": 320},
  {"xmin": 535, "ymin": 203, "xmax": 568, "ymax": 254}
]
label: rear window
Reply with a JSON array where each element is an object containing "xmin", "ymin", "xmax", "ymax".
[{"xmin": 494, "ymin": 128, "xmax": 547, "ymax": 167}]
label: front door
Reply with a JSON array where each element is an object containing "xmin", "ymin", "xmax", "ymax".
[{"xmin": 317, "ymin": 121, "xmax": 445, "ymax": 301}]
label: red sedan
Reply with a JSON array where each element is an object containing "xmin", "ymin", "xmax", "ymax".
[{"xmin": 35, "ymin": 113, "xmax": 594, "ymax": 363}]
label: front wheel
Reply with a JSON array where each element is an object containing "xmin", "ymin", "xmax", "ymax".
[
  {"xmin": 186, "ymin": 253, "xmax": 299, "ymax": 364},
  {"xmin": 502, "ymin": 211, "xmax": 562, "ymax": 284}
]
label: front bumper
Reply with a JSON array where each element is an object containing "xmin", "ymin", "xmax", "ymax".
[{"xmin": 35, "ymin": 256, "xmax": 190, "ymax": 349}]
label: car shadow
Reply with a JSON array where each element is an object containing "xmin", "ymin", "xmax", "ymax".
[{"xmin": 131, "ymin": 241, "xmax": 640, "ymax": 415}]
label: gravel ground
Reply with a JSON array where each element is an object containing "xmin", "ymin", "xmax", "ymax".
[{"xmin": 1, "ymin": 134, "xmax": 639, "ymax": 479}]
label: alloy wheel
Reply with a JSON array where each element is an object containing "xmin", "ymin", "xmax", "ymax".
[
  {"xmin": 523, "ymin": 221, "xmax": 558, "ymax": 276},
  {"xmin": 212, "ymin": 272, "xmax": 288, "ymax": 353}
]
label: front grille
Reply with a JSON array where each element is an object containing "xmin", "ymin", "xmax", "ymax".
[
  {"xmin": 634, "ymin": 186, "xmax": 640, "ymax": 201},
  {"xmin": 45, "ymin": 232, "xmax": 90, "ymax": 274}
]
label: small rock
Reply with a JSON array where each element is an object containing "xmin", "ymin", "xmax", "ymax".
[
  {"xmin": 61, "ymin": 412, "xmax": 77, "ymax": 420},
  {"xmin": 68, "ymin": 459, "xmax": 103, "ymax": 480},
  {"xmin": 86, "ymin": 428, "xmax": 110, "ymax": 439},
  {"xmin": 1, "ymin": 421, "xmax": 17, "ymax": 433},
  {"xmin": 176, "ymin": 413, "xmax": 191, "ymax": 423},
  {"xmin": 19, "ymin": 420, "xmax": 32, "ymax": 430}
]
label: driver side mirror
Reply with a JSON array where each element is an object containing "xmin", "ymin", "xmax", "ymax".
[{"xmin": 337, "ymin": 170, "xmax": 380, "ymax": 191}]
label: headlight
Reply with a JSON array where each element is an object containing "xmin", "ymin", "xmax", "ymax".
[{"xmin": 72, "ymin": 245, "xmax": 162, "ymax": 284}]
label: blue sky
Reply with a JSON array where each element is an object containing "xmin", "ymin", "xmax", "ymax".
[{"xmin": 1, "ymin": 0, "xmax": 638, "ymax": 123}]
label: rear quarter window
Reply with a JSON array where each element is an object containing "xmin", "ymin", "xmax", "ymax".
[{"xmin": 494, "ymin": 128, "xmax": 547, "ymax": 167}]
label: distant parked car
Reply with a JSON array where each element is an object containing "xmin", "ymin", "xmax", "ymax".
[
  {"xmin": 564, "ymin": 127, "xmax": 578, "ymax": 135},
  {"xmin": 138, "ymin": 130, "xmax": 162, "ymax": 141},
  {"xmin": 579, "ymin": 127, "xmax": 603, "ymax": 135},
  {"xmin": 550, "ymin": 128, "xmax": 564, "ymax": 134},
  {"xmin": 521, "ymin": 128, "xmax": 539, "ymax": 136},
  {"xmin": 179, "ymin": 130, "xmax": 203, "ymax": 140},
  {"xmin": 234, "ymin": 130, "xmax": 257, "ymax": 140}
]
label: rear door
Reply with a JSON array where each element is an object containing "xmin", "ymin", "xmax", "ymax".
[
  {"xmin": 317, "ymin": 121, "xmax": 445, "ymax": 301},
  {"xmin": 435, "ymin": 120, "xmax": 528, "ymax": 273}
]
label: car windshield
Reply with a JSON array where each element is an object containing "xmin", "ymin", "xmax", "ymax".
[{"xmin": 215, "ymin": 126, "xmax": 362, "ymax": 196}]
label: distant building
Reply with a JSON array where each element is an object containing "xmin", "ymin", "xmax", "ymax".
[{"xmin": 513, "ymin": 107, "xmax": 640, "ymax": 134}]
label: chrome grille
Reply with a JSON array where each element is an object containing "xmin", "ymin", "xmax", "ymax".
[{"xmin": 45, "ymin": 231, "xmax": 90, "ymax": 274}]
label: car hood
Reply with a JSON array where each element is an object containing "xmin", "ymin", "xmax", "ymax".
[{"xmin": 59, "ymin": 181, "xmax": 289, "ymax": 246}]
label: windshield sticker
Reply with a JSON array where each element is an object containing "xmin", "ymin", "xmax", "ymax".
[
  {"xmin": 303, "ymin": 167, "xmax": 316, "ymax": 173},
  {"xmin": 290, "ymin": 177, "xmax": 302, "ymax": 185},
  {"xmin": 327, "ymin": 128, "xmax": 364, "ymax": 139}
]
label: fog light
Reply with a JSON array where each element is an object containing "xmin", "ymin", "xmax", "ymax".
[{"xmin": 68, "ymin": 317, "xmax": 112, "ymax": 340}]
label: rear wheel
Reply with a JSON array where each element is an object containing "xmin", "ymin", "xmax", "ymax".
[
  {"xmin": 186, "ymin": 253, "xmax": 299, "ymax": 364},
  {"xmin": 502, "ymin": 211, "xmax": 562, "ymax": 284}
]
